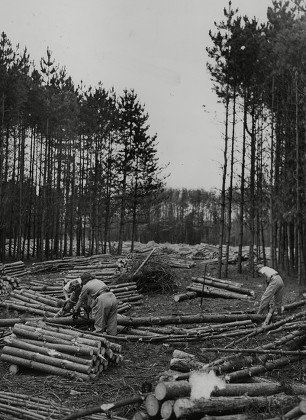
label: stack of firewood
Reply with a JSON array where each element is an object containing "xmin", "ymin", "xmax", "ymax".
[
  {"xmin": 0, "ymin": 275, "xmax": 21, "ymax": 295},
  {"xmin": 174, "ymin": 276, "xmax": 255, "ymax": 302},
  {"xmin": 1, "ymin": 321, "xmax": 123, "ymax": 380},
  {"xmin": 2, "ymin": 260, "xmax": 28, "ymax": 277}
]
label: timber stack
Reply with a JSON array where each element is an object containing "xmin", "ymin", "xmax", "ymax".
[
  {"xmin": 1, "ymin": 320, "xmax": 123, "ymax": 380},
  {"xmin": 0, "ymin": 275, "xmax": 21, "ymax": 295},
  {"xmin": 0, "ymin": 287, "xmax": 134, "ymax": 316},
  {"xmin": 2, "ymin": 260, "xmax": 28, "ymax": 277}
]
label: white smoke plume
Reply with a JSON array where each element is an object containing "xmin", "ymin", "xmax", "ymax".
[{"xmin": 189, "ymin": 370, "xmax": 226, "ymax": 400}]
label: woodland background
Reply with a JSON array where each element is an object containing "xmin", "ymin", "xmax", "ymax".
[{"xmin": 1, "ymin": 1, "xmax": 306, "ymax": 283}]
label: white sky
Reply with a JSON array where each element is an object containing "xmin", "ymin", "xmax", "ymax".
[{"xmin": 0, "ymin": 0, "xmax": 272, "ymax": 191}]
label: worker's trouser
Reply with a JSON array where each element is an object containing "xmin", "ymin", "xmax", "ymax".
[
  {"xmin": 257, "ymin": 275, "xmax": 284, "ymax": 315},
  {"xmin": 91, "ymin": 291, "xmax": 118, "ymax": 335}
]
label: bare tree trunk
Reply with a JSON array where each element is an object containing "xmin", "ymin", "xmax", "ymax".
[{"xmin": 218, "ymin": 86, "xmax": 230, "ymax": 279}]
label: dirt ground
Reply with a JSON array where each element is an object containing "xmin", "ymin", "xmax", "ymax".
[{"xmin": 0, "ymin": 260, "xmax": 305, "ymax": 419}]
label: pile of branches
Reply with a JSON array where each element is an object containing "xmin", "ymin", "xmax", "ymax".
[{"xmin": 116, "ymin": 248, "xmax": 178, "ymax": 294}]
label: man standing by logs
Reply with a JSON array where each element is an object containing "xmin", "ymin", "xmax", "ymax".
[
  {"xmin": 256, "ymin": 264, "xmax": 284, "ymax": 316},
  {"xmin": 73, "ymin": 272, "xmax": 118, "ymax": 335}
]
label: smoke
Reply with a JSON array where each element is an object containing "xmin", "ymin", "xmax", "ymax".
[{"xmin": 189, "ymin": 370, "xmax": 226, "ymax": 400}]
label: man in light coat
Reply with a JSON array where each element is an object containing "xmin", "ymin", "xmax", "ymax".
[
  {"xmin": 73, "ymin": 272, "xmax": 118, "ymax": 335},
  {"xmin": 256, "ymin": 264, "xmax": 284, "ymax": 316}
]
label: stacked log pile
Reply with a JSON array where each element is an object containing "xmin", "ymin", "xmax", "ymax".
[
  {"xmin": 0, "ymin": 391, "xmax": 128, "ymax": 419},
  {"xmin": 1, "ymin": 260, "xmax": 28, "ymax": 277},
  {"xmin": 0, "ymin": 286, "xmax": 135, "ymax": 316},
  {"xmin": 31, "ymin": 254, "xmax": 120, "ymax": 274},
  {"xmin": 0, "ymin": 288, "xmax": 65, "ymax": 317},
  {"xmin": 0, "ymin": 275, "xmax": 21, "ymax": 295},
  {"xmin": 174, "ymin": 276, "xmax": 255, "ymax": 303},
  {"xmin": 1, "ymin": 321, "xmax": 123, "ymax": 380}
]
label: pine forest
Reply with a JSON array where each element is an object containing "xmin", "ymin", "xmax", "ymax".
[{"xmin": 1, "ymin": 0, "xmax": 306, "ymax": 286}]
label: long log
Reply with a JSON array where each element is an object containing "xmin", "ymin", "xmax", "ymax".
[
  {"xmin": 1, "ymin": 353, "xmax": 91, "ymax": 381},
  {"xmin": 12, "ymin": 325, "xmax": 99, "ymax": 355},
  {"xmin": 226, "ymin": 354, "xmax": 305, "ymax": 382},
  {"xmin": 192, "ymin": 277, "xmax": 255, "ymax": 297},
  {"xmin": 2, "ymin": 346, "xmax": 92, "ymax": 374},
  {"xmin": 117, "ymin": 313, "xmax": 265, "ymax": 327},
  {"xmin": 173, "ymin": 394, "xmax": 299, "ymax": 419},
  {"xmin": 0, "ymin": 316, "xmax": 91, "ymax": 328},
  {"xmin": 62, "ymin": 395, "xmax": 144, "ymax": 420},
  {"xmin": 187, "ymin": 285, "xmax": 253, "ymax": 301},
  {"xmin": 0, "ymin": 301, "xmax": 55, "ymax": 317},
  {"xmin": 155, "ymin": 381, "xmax": 285, "ymax": 401},
  {"xmin": 21, "ymin": 338, "xmax": 94, "ymax": 356},
  {"xmin": 13, "ymin": 324, "xmax": 101, "ymax": 349},
  {"xmin": 200, "ymin": 346, "xmax": 306, "ymax": 357},
  {"xmin": 6, "ymin": 338, "xmax": 94, "ymax": 366},
  {"xmin": 199, "ymin": 415, "xmax": 247, "ymax": 420},
  {"xmin": 6, "ymin": 298, "xmax": 58, "ymax": 314}
]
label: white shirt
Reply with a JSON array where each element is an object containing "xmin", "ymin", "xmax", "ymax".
[{"xmin": 258, "ymin": 266, "xmax": 278, "ymax": 281}]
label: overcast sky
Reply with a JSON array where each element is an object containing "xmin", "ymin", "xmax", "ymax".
[{"xmin": 0, "ymin": 0, "xmax": 272, "ymax": 191}]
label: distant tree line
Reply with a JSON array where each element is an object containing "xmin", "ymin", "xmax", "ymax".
[
  {"xmin": 0, "ymin": 32, "xmax": 221, "ymax": 261},
  {"xmin": 207, "ymin": 0, "xmax": 306, "ymax": 283}
]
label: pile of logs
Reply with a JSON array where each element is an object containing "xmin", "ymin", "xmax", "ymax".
[
  {"xmin": 1, "ymin": 261, "xmax": 28, "ymax": 277},
  {"xmin": 131, "ymin": 343, "xmax": 306, "ymax": 419},
  {"xmin": 31, "ymin": 254, "xmax": 120, "ymax": 274},
  {"xmin": 0, "ymin": 275, "xmax": 21, "ymax": 295},
  {"xmin": 0, "ymin": 391, "xmax": 128, "ymax": 419},
  {"xmin": 174, "ymin": 276, "xmax": 255, "ymax": 303},
  {"xmin": 0, "ymin": 287, "xmax": 135, "ymax": 317},
  {"xmin": 1, "ymin": 321, "xmax": 123, "ymax": 380}
]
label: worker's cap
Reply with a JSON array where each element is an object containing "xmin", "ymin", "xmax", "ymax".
[
  {"xmin": 256, "ymin": 264, "xmax": 264, "ymax": 272},
  {"xmin": 80, "ymin": 272, "xmax": 93, "ymax": 282}
]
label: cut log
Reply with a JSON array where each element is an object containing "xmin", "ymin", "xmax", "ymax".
[
  {"xmin": 160, "ymin": 400, "xmax": 175, "ymax": 419},
  {"xmin": 117, "ymin": 313, "xmax": 264, "ymax": 327},
  {"xmin": 172, "ymin": 349, "xmax": 196, "ymax": 360},
  {"xmin": 226, "ymin": 355, "xmax": 305, "ymax": 382},
  {"xmin": 173, "ymin": 394, "xmax": 299, "ymax": 419},
  {"xmin": 198, "ymin": 415, "xmax": 247, "ymax": 420},
  {"xmin": 144, "ymin": 393, "xmax": 161, "ymax": 417},
  {"xmin": 132, "ymin": 411, "xmax": 150, "ymax": 420},
  {"xmin": 155, "ymin": 380, "xmax": 191, "ymax": 400},
  {"xmin": 173, "ymin": 292, "xmax": 198, "ymax": 302},
  {"xmin": 170, "ymin": 357, "xmax": 206, "ymax": 373},
  {"xmin": 155, "ymin": 380, "xmax": 285, "ymax": 401}
]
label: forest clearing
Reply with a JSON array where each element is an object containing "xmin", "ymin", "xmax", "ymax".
[{"xmin": 0, "ymin": 242, "xmax": 306, "ymax": 420}]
